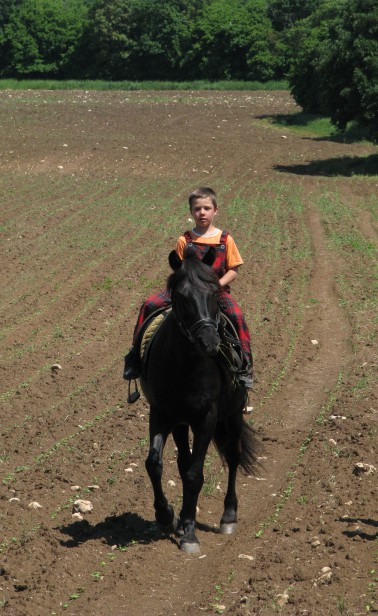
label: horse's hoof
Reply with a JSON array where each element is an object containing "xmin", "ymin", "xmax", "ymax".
[
  {"xmin": 180, "ymin": 540, "xmax": 201, "ymax": 555},
  {"xmin": 158, "ymin": 514, "xmax": 178, "ymax": 535},
  {"xmin": 219, "ymin": 522, "xmax": 238, "ymax": 535}
]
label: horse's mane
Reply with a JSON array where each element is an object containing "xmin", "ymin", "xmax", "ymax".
[{"xmin": 167, "ymin": 249, "xmax": 220, "ymax": 293}]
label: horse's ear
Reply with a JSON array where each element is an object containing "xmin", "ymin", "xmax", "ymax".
[
  {"xmin": 169, "ymin": 250, "xmax": 182, "ymax": 271},
  {"xmin": 202, "ymin": 246, "xmax": 216, "ymax": 267}
]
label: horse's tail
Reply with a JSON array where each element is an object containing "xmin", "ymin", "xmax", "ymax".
[
  {"xmin": 240, "ymin": 419, "xmax": 259, "ymax": 475},
  {"xmin": 213, "ymin": 416, "xmax": 259, "ymax": 476}
]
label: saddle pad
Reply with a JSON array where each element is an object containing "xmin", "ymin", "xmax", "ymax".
[{"xmin": 140, "ymin": 313, "xmax": 166, "ymax": 360}]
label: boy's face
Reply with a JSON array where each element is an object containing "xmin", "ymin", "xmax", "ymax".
[{"xmin": 190, "ymin": 197, "xmax": 217, "ymax": 230}]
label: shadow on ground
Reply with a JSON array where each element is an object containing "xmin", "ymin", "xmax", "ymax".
[
  {"xmin": 58, "ymin": 512, "xmax": 219, "ymax": 550},
  {"xmin": 257, "ymin": 113, "xmax": 377, "ymax": 176},
  {"xmin": 338, "ymin": 517, "xmax": 378, "ymax": 541},
  {"xmin": 274, "ymin": 154, "xmax": 378, "ymax": 177},
  {"xmin": 258, "ymin": 112, "xmax": 374, "ymax": 144},
  {"xmin": 58, "ymin": 512, "xmax": 166, "ymax": 548}
]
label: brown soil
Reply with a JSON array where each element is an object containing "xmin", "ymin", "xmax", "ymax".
[{"xmin": 0, "ymin": 90, "xmax": 377, "ymax": 616}]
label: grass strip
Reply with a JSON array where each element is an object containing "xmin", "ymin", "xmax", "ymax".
[{"xmin": 0, "ymin": 79, "xmax": 289, "ymax": 92}]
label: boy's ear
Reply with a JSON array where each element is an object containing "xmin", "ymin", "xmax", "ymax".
[
  {"xmin": 202, "ymin": 246, "xmax": 216, "ymax": 267},
  {"xmin": 168, "ymin": 250, "xmax": 182, "ymax": 271}
]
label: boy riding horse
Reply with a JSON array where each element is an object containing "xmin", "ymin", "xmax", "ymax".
[{"xmin": 124, "ymin": 187, "xmax": 253, "ymax": 389}]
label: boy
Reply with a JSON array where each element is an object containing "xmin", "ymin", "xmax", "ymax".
[{"xmin": 124, "ymin": 187, "xmax": 253, "ymax": 388}]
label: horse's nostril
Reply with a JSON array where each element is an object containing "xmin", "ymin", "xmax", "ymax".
[{"xmin": 197, "ymin": 334, "xmax": 220, "ymax": 356}]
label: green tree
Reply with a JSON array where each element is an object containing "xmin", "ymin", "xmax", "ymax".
[
  {"xmin": 76, "ymin": 0, "xmax": 133, "ymax": 79},
  {"xmin": 80, "ymin": 0, "xmax": 193, "ymax": 80},
  {"xmin": 187, "ymin": 0, "xmax": 278, "ymax": 80},
  {"xmin": 0, "ymin": 0, "xmax": 22, "ymax": 73},
  {"xmin": 288, "ymin": 2, "xmax": 345, "ymax": 113},
  {"xmin": 2, "ymin": 0, "xmax": 88, "ymax": 77},
  {"xmin": 267, "ymin": 0, "xmax": 320, "ymax": 31},
  {"xmin": 0, "ymin": 0, "xmax": 22, "ymax": 25},
  {"xmin": 321, "ymin": 0, "xmax": 378, "ymax": 139},
  {"xmin": 126, "ymin": 0, "xmax": 194, "ymax": 80},
  {"xmin": 289, "ymin": 0, "xmax": 378, "ymax": 141},
  {"xmin": 266, "ymin": 0, "xmax": 322, "ymax": 76}
]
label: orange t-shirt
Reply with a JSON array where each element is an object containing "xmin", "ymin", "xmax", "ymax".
[{"xmin": 175, "ymin": 229, "xmax": 243, "ymax": 270}]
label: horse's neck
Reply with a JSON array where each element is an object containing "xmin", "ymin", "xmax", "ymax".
[
  {"xmin": 158, "ymin": 313, "xmax": 200, "ymax": 364},
  {"xmin": 167, "ymin": 313, "xmax": 192, "ymax": 351}
]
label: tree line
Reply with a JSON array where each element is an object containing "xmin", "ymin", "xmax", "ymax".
[{"xmin": 0, "ymin": 0, "xmax": 377, "ymax": 140}]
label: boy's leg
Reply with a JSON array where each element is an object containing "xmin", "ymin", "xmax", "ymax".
[
  {"xmin": 124, "ymin": 289, "xmax": 171, "ymax": 380},
  {"xmin": 217, "ymin": 290, "xmax": 253, "ymax": 388}
]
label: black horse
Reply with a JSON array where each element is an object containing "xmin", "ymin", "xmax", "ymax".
[{"xmin": 140, "ymin": 247, "xmax": 257, "ymax": 554}]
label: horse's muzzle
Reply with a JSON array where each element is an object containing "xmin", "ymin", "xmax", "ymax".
[{"xmin": 195, "ymin": 330, "xmax": 220, "ymax": 356}]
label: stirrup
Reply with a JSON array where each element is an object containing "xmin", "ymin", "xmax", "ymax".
[
  {"xmin": 239, "ymin": 374, "xmax": 253, "ymax": 389},
  {"xmin": 238, "ymin": 364, "xmax": 253, "ymax": 389},
  {"xmin": 127, "ymin": 379, "xmax": 140, "ymax": 404}
]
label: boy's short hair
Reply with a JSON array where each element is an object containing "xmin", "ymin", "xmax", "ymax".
[{"xmin": 188, "ymin": 187, "xmax": 217, "ymax": 209}]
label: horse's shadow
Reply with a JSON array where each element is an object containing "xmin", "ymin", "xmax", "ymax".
[
  {"xmin": 338, "ymin": 516, "xmax": 378, "ymax": 541},
  {"xmin": 58, "ymin": 512, "xmax": 219, "ymax": 550},
  {"xmin": 58, "ymin": 512, "xmax": 172, "ymax": 549}
]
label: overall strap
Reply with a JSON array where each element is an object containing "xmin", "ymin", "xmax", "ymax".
[{"xmin": 219, "ymin": 230, "xmax": 229, "ymax": 250}]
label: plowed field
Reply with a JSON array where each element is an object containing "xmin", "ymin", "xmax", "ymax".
[{"xmin": 0, "ymin": 90, "xmax": 377, "ymax": 616}]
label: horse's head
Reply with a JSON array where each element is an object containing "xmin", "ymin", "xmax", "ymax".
[{"xmin": 167, "ymin": 247, "xmax": 221, "ymax": 356}]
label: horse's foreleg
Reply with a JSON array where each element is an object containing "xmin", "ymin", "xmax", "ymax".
[
  {"xmin": 145, "ymin": 425, "xmax": 175, "ymax": 532},
  {"xmin": 179, "ymin": 418, "xmax": 215, "ymax": 554},
  {"xmin": 172, "ymin": 424, "xmax": 192, "ymax": 479},
  {"xmin": 172, "ymin": 424, "xmax": 191, "ymax": 536}
]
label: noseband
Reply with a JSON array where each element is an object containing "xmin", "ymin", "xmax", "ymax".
[{"xmin": 173, "ymin": 302, "xmax": 220, "ymax": 345}]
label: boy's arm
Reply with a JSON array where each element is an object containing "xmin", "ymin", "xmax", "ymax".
[
  {"xmin": 226, "ymin": 235, "xmax": 243, "ymax": 268},
  {"xmin": 175, "ymin": 236, "xmax": 186, "ymax": 260},
  {"xmin": 220, "ymin": 234, "xmax": 243, "ymax": 287},
  {"xmin": 219, "ymin": 266, "xmax": 239, "ymax": 287}
]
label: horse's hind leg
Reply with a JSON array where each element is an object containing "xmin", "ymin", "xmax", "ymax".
[
  {"xmin": 219, "ymin": 459, "xmax": 238, "ymax": 535},
  {"xmin": 215, "ymin": 415, "xmax": 243, "ymax": 534},
  {"xmin": 145, "ymin": 419, "xmax": 176, "ymax": 533}
]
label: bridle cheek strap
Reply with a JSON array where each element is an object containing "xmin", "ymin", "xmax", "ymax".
[{"xmin": 174, "ymin": 309, "xmax": 220, "ymax": 344}]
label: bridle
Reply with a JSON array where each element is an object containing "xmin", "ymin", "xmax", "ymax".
[{"xmin": 172, "ymin": 298, "xmax": 220, "ymax": 346}]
